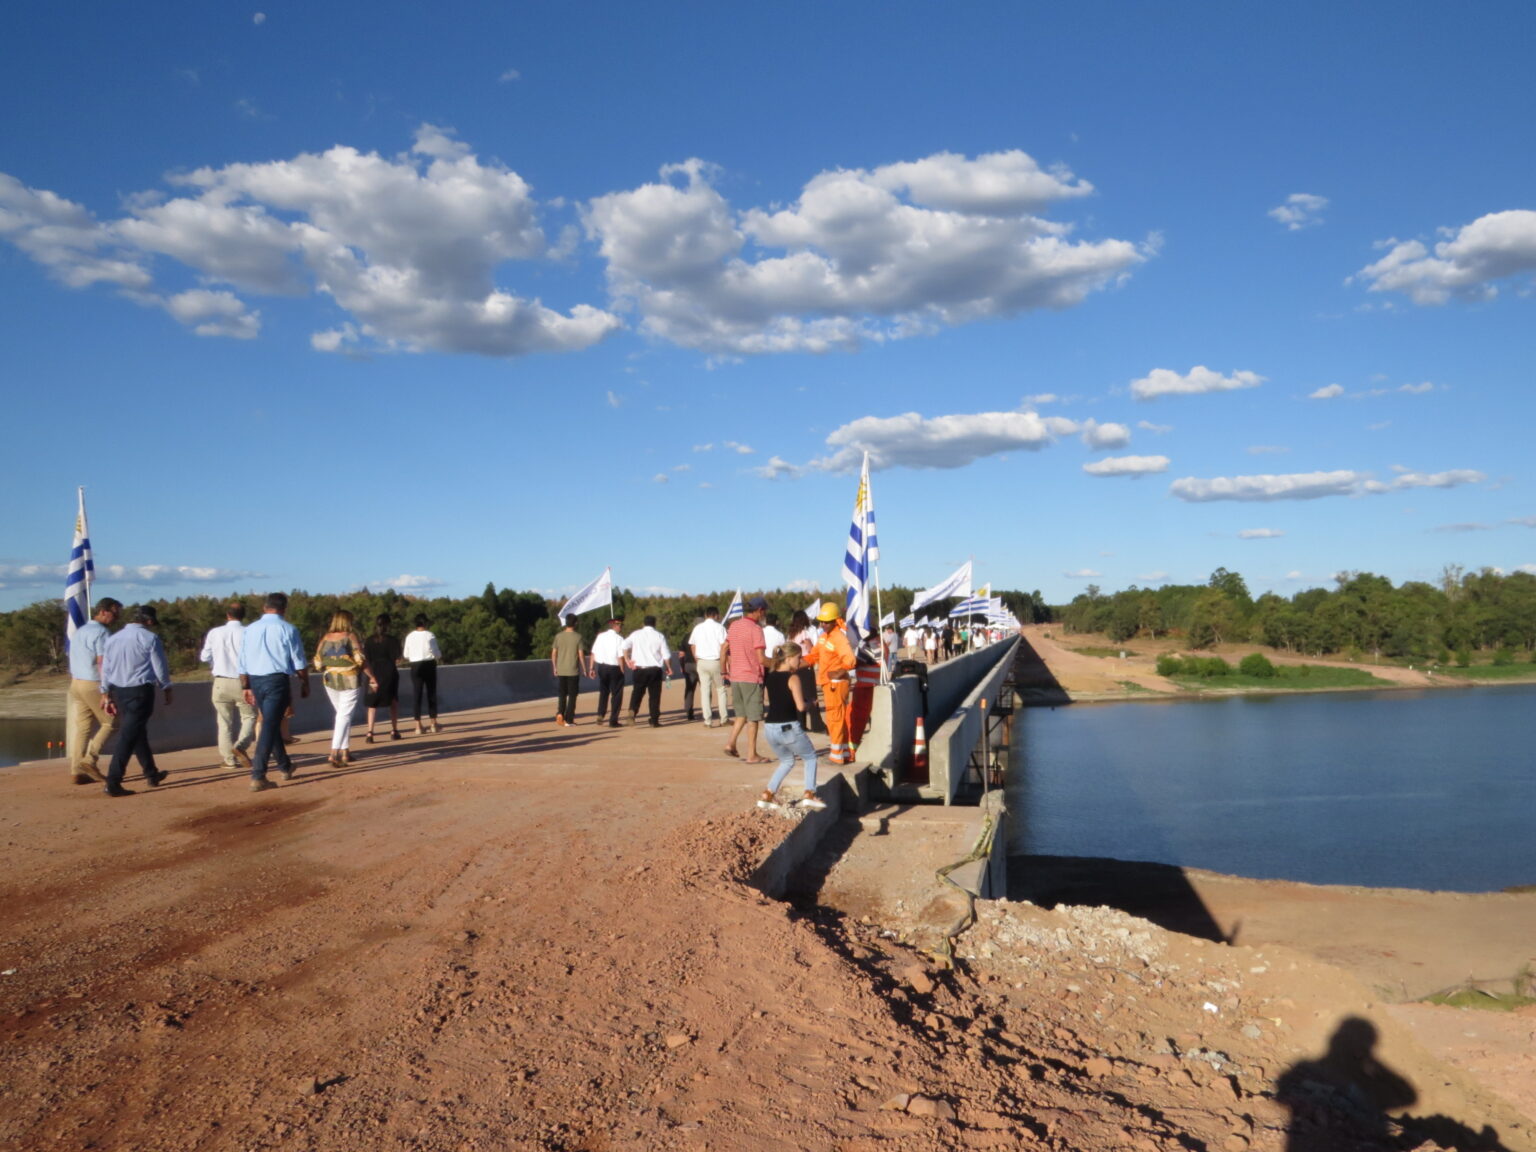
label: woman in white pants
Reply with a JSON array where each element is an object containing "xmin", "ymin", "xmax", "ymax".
[{"xmin": 313, "ymin": 609, "xmax": 372, "ymax": 767}]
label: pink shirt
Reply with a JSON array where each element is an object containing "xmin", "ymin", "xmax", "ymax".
[{"xmin": 726, "ymin": 617, "xmax": 766, "ymax": 684}]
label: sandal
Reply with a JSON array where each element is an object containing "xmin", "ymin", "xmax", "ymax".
[
  {"xmin": 365, "ymin": 733, "xmax": 374, "ymax": 744},
  {"xmin": 742, "ymin": 757, "xmax": 772, "ymax": 765},
  {"xmin": 723, "ymin": 746, "xmax": 739, "ymax": 759},
  {"xmin": 391, "ymin": 731, "xmax": 403, "ymax": 741}
]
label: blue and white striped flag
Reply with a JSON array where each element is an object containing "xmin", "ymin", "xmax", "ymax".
[
  {"xmin": 722, "ymin": 588, "xmax": 744, "ymax": 624},
  {"xmin": 64, "ymin": 487, "xmax": 93, "ymax": 649},
  {"xmin": 841, "ymin": 452, "xmax": 877, "ymax": 648}
]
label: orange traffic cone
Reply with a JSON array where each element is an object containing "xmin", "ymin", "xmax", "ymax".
[{"xmin": 912, "ymin": 716, "xmax": 929, "ymax": 771}]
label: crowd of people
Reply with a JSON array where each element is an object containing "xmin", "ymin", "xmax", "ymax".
[{"xmin": 65, "ymin": 591, "xmax": 1004, "ymax": 810}]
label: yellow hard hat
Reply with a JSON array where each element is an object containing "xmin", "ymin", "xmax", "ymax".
[{"xmin": 817, "ymin": 602, "xmax": 840, "ymax": 623}]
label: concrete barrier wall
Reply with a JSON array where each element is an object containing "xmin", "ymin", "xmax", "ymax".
[
  {"xmin": 929, "ymin": 638, "xmax": 1018, "ymax": 804},
  {"xmin": 80, "ymin": 660, "xmax": 606, "ymax": 759},
  {"xmin": 923, "ymin": 641, "xmax": 1016, "ymax": 733}
]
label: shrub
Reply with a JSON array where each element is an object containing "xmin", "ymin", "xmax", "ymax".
[
  {"xmin": 1155, "ymin": 655, "xmax": 1184, "ymax": 677},
  {"xmin": 1493, "ymin": 646, "xmax": 1515, "ymax": 666},
  {"xmin": 1456, "ymin": 647, "xmax": 1472, "ymax": 667},
  {"xmin": 1239, "ymin": 652, "xmax": 1277, "ymax": 678},
  {"xmin": 1192, "ymin": 656, "xmax": 1232, "ymax": 678}
]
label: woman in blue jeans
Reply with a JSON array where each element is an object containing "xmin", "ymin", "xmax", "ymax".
[{"xmin": 757, "ymin": 645, "xmax": 826, "ymax": 810}]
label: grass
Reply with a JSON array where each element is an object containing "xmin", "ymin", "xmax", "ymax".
[
  {"xmin": 1114, "ymin": 680, "xmax": 1155, "ymax": 694},
  {"xmin": 1436, "ymin": 662, "xmax": 1536, "ymax": 681},
  {"xmin": 1071, "ymin": 645, "xmax": 1138, "ymax": 658},
  {"xmin": 1170, "ymin": 664, "xmax": 1391, "ymax": 691},
  {"xmin": 1423, "ymin": 968, "xmax": 1536, "ymax": 1012}
]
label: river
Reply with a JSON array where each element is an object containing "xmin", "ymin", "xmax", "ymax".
[{"xmin": 1007, "ymin": 684, "xmax": 1536, "ymax": 893}]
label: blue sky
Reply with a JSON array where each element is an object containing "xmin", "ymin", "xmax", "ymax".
[{"xmin": 2, "ymin": 1, "xmax": 1532, "ymax": 612}]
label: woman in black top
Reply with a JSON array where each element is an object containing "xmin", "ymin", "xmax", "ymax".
[
  {"xmin": 757, "ymin": 645, "xmax": 825, "ymax": 810},
  {"xmin": 363, "ymin": 613, "xmax": 404, "ymax": 742}
]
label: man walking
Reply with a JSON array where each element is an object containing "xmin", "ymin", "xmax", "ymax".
[
  {"xmin": 687, "ymin": 605, "xmax": 729, "ymax": 727},
  {"xmin": 67, "ymin": 596, "xmax": 121, "ymax": 785},
  {"xmin": 239, "ymin": 592, "xmax": 309, "ymax": 793},
  {"xmin": 590, "ymin": 617, "xmax": 627, "ymax": 728},
  {"xmin": 724, "ymin": 596, "xmax": 769, "ymax": 763},
  {"xmin": 99, "ymin": 605, "xmax": 172, "ymax": 796},
  {"xmin": 550, "ymin": 615, "xmax": 587, "ymax": 726},
  {"xmin": 623, "ymin": 615, "xmax": 671, "ymax": 727},
  {"xmin": 200, "ymin": 601, "xmax": 254, "ymax": 772}
]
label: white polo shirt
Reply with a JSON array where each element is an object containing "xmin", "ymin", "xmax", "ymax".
[
  {"xmin": 623, "ymin": 626, "xmax": 671, "ymax": 669},
  {"xmin": 591, "ymin": 629, "xmax": 626, "ymax": 667},
  {"xmin": 199, "ymin": 620, "xmax": 246, "ymax": 679},
  {"xmin": 687, "ymin": 618, "xmax": 727, "ymax": 661}
]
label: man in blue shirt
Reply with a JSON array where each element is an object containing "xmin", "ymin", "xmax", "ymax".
[
  {"xmin": 99, "ymin": 604, "xmax": 173, "ymax": 797},
  {"xmin": 67, "ymin": 596, "xmax": 121, "ymax": 785},
  {"xmin": 238, "ymin": 591, "xmax": 310, "ymax": 792}
]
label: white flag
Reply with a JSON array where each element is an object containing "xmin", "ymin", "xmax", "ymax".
[
  {"xmin": 911, "ymin": 560, "xmax": 972, "ymax": 614},
  {"xmin": 805, "ymin": 598, "xmax": 822, "ymax": 622},
  {"xmin": 65, "ymin": 487, "xmax": 93, "ymax": 649},
  {"xmin": 556, "ymin": 567, "xmax": 612, "ymax": 623},
  {"xmin": 879, "ymin": 610, "xmax": 895, "ymax": 628}
]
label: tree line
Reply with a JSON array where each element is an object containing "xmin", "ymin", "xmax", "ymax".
[
  {"xmin": 1058, "ymin": 565, "xmax": 1536, "ymax": 662},
  {"xmin": 0, "ymin": 583, "xmax": 1055, "ymax": 676}
]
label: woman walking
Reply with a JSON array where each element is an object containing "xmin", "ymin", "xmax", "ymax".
[
  {"xmin": 756, "ymin": 644, "xmax": 825, "ymax": 811},
  {"xmin": 313, "ymin": 610, "xmax": 371, "ymax": 767},
  {"xmin": 363, "ymin": 613, "xmax": 404, "ymax": 742},
  {"xmin": 403, "ymin": 614, "xmax": 443, "ymax": 734}
]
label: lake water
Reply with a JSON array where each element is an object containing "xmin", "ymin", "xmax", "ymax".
[
  {"xmin": 0, "ymin": 717, "xmax": 69, "ymax": 768},
  {"xmin": 1006, "ymin": 685, "xmax": 1536, "ymax": 893}
]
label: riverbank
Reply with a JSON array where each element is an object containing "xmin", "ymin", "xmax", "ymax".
[{"xmin": 1018, "ymin": 624, "xmax": 1536, "ymax": 703}]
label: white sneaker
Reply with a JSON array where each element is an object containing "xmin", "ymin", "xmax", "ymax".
[
  {"xmin": 756, "ymin": 796, "xmax": 780, "ymax": 810},
  {"xmin": 800, "ymin": 794, "xmax": 827, "ymax": 810}
]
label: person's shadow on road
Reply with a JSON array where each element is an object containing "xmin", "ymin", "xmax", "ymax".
[{"xmin": 1276, "ymin": 1016, "xmax": 1507, "ymax": 1151}]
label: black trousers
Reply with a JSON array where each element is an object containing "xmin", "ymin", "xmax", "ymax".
[
  {"xmin": 629, "ymin": 666, "xmax": 664, "ymax": 724},
  {"xmin": 106, "ymin": 683, "xmax": 158, "ymax": 786},
  {"xmin": 595, "ymin": 663, "xmax": 625, "ymax": 723},
  {"xmin": 797, "ymin": 667, "xmax": 824, "ymax": 733},
  {"xmin": 679, "ymin": 663, "xmax": 699, "ymax": 718},
  {"xmin": 556, "ymin": 674, "xmax": 580, "ymax": 721},
  {"xmin": 410, "ymin": 659, "xmax": 438, "ymax": 721}
]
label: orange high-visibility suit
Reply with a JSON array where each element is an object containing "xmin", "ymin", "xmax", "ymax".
[{"xmin": 807, "ymin": 620, "xmax": 857, "ymax": 764}]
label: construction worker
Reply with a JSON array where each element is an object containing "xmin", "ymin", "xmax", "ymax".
[{"xmin": 806, "ymin": 602, "xmax": 857, "ymax": 765}]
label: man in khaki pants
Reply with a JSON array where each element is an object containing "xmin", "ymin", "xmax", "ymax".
[
  {"xmin": 67, "ymin": 597, "xmax": 121, "ymax": 784},
  {"xmin": 200, "ymin": 601, "xmax": 254, "ymax": 770}
]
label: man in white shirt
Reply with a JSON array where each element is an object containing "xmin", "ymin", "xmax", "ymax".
[
  {"xmin": 761, "ymin": 613, "xmax": 786, "ymax": 660},
  {"xmin": 402, "ymin": 615, "xmax": 444, "ymax": 734},
  {"xmin": 687, "ymin": 606, "xmax": 729, "ymax": 727},
  {"xmin": 199, "ymin": 601, "xmax": 254, "ymax": 770},
  {"xmin": 623, "ymin": 615, "xmax": 672, "ymax": 728},
  {"xmin": 590, "ymin": 617, "xmax": 628, "ymax": 728}
]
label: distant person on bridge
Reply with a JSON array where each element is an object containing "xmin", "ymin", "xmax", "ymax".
[
  {"xmin": 404, "ymin": 615, "xmax": 443, "ymax": 734},
  {"xmin": 240, "ymin": 592, "xmax": 310, "ymax": 792},
  {"xmin": 806, "ymin": 602, "xmax": 856, "ymax": 766},
  {"xmin": 363, "ymin": 614, "xmax": 404, "ymax": 743},
  {"xmin": 590, "ymin": 617, "xmax": 627, "ymax": 728},
  {"xmin": 550, "ymin": 614, "xmax": 586, "ymax": 727},
  {"xmin": 623, "ymin": 615, "xmax": 672, "ymax": 728},
  {"xmin": 99, "ymin": 604, "xmax": 172, "ymax": 796}
]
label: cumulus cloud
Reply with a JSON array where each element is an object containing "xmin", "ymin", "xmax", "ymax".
[
  {"xmin": 499, "ymin": 68, "xmax": 521, "ymax": 82},
  {"xmin": 1433, "ymin": 523, "xmax": 1493, "ymax": 533},
  {"xmin": 1510, "ymin": 516, "xmax": 1536, "ymax": 527},
  {"xmin": 605, "ymin": 390, "xmax": 622, "ymax": 407},
  {"xmin": 1238, "ymin": 528, "xmax": 1285, "ymax": 539},
  {"xmin": 1170, "ymin": 468, "xmax": 1485, "ymax": 502},
  {"xmin": 1139, "ymin": 571, "xmax": 1170, "ymax": 582},
  {"xmin": 1131, "ymin": 365, "xmax": 1264, "ymax": 400},
  {"xmin": 1080, "ymin": 419, "xmax": 1131, "ymax": 450},
  {"xmin": 0, "ymin": 562, "xmax": 267, "ymax": 590},
  {"xmin": 1309, "ymin": 383, "xmax": 1344, "ymax": 400},
  {"xmin": 1268, "ymin": 193, "xmax": 1328, "ymax": 231},
  {"xmin": 253, "ymin": 12, "xmax": 266, "ymax": 25},
  {"xmin": 723, "ymin": 440, "xmax": 754, "ymax": 454},
  {"xmin": 1137, "ymin": 419, "xmax": 1172, "ymax": 434},
  {"xmin": 372, "ymin": 574, "xmax": 447, "ymax": 590},
  {"xmin": 1247, "ymin": 445, "xmax": 1288, "ymax": 455},
  {"xmin": 1063, "ymin": 568, "xmax": 1102, "ymax": 579},
  {"xmin": 1022, "ymin": 392, "xmax": 1059, "ymax": 405},
  {"xmin": 1353, "ymin": 210, "xmax": 1536, "ymax": 304},
  {"xmin": 652, "ymin": 473, "xmax": 669, "ymax": 484},
  {"xmin": 1399, "ymin": 381, "xmax": 1435, "ymax": 394},
  {"xmin": 807, "ymin": 409, "xmax": 1082, "ymax": 473},
  {"xmin": 0, "ymin": 127, "xmax": 622, "ymax": 356},
  {"xmin": 584, "ymin": 151, "xmax": 1147, "ymax": 355},
  {"xmin": 1082, "ymin": 454, "xmax": 1169, "ymax": 477}
]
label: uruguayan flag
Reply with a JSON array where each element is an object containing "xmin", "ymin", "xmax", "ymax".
[
  {"xmin": 556, "ymin": 567, "xmax": 613, "ymax": 622},
  {"xmin": 911, "ymin": 560, "xmax": 972, "ymax": 614},
  {"xmin": 841, "ymin": 452, "xmax": 877, "ymax": 647},
  {"xmin": 64, "ymin": 488, "xmax": 93, "ymax": 649},
  {"xmin": 722, "ymin": 588, "xmax": 744, "ymax": 624}
]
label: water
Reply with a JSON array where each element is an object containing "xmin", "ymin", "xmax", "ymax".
[
  {"xmin": 1006, "ymin": 685, "xmax": 1536, "ymax": 893},
  {"xmin": 0, "ymin": 717, "xmax": 69, "ymax": 768}
]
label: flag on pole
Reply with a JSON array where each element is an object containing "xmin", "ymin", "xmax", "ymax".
[
  {"xmin": 841, "ymin": 452, "xmax": 877, "ymax": 648},
  {"xmin": 556, "ymin": 566, "xmax": 613, "ymax": 623},
  {"xmin": 64, "ymin": 488, "xmax": 93, "ymax": 649},
  {"xmin": 804, "ymin": 598, "xmax": 822, "ymax": 623},
  {"xmin": 899, "ymin": 613, "xmax": 915, "ymax": 628},
  {"xmin": 723, "ymin": 588, "xmax": 744, "ymax": 624},
  {"xmin": 947, "ymin": 583, "xmax": 992, "ymax": 617},
  {"xmin": 911, "ymin": 560, "xmax": 972, "ymax": 614},
  {"xmin": 879, "ymin": 610, "xmax": 895, "ymax": 628}
]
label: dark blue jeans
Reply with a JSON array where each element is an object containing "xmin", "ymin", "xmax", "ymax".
[
  {"xmin": 249, "ymin": 673, "xmax": 292, "ymax": 780},
  {"xmin": 106, "ymin": 683, "xmax": 158, "ymax": 787}
]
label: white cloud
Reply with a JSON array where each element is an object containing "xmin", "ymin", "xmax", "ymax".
[
  {"xmin": 164, "ymin": 289, "xmax": 260, "ymax": 339},
  {"xmin": 1246, "ymin": 445, "xmax": 1288, "ymax": 455},
  {"xmin": 1139, "ymin": 571, "xmax": 1169, "ymax": 582},
  {"xmin": 499, "ymin": 68, "xmax": 521, "ymax": 83},
  {"xmin": 1131, "ymin": 365, "xmax": 1264, "ymax": 400},
  {"xmin": 1399, "ymin": 381, "xmax": 1435, "ymax": 394},
  {"xmin": 692, "ymin": 443, "xmax": 714, "ymax": 452},
  {"xmin": 783, "ymin": 578, "xmax": 821, "ymax": 593},
  {"xmin": 1519, "ymin": 564, "xmax": 1536, "ymax": 575},
  {"xmin": 311, "ymin": 323, "xmax": 359, "ymax": 353},
  {"xmin": 1082, "ymin": 454, "xmax": 1169, "ymax": 477},
  {"xmin": 1510, "ymin": 516, "xmax": 1536, "ymax": 527},
  {"xmin": 1284, "ymin": 570, "xmax": 1305, "ymax": 581},
  {"xmin": 1433, "ymin": 522, "xmax": 1493, "ymax": 533},
  {"xmin": 1171, "ymin": 467, "xmax": 1485, "ymax": 502},
  {"xmin": 253, "ymin": 12, "xmax": 266, "ymax": 26},
  {"xmin": 1268, "ymin": 193, "xmax": 1328, "ymax": 231},
  {"xmin": 1063, "ymin": 568, "xmax": 1102, "ymax": 579},
  {"xmin": 1367, "ymin": 420, "xmax": 1391, "ymax": 431},
  {"xmin": 1353, "ymin": 210, "xmax": 1536, "ymax": 304},
  {"xmin": 0, "ymin": 126, "xmax": 622, "ymax": 357},
  {"xmin": 1137, "ymin": 419, "xmax": 1172, "ymax": 434},
  {"xmin": 373, "ymin": 574, "xmax": 447, "ymax": 591},
  {"xmin": 753, "ymin": 455, "xmax": 801, "ymax": 479},
  {"xmin": 584, "ymin": 151, "xmax": 1147, "ymax": 355},
  {"xmin": 0, "ymin": 562, "xmax": 269, "ymax": 591},
  {"xmin": 1022, "ymin": 392, "xmax": 1059, "ymax": 405},
  {"xmin": 1238, "ymin": 528, "xmax": 1285, "ymax": 539},
  {"xmin": 802, "ymin": 409, "xmax": 1083, "ymax": 473},
  {"xmin": 723, "ymin": 440, "xmax": 754, "ymax": 455},
  {"xmin": 671, "ymin": 463, "xmax": 690, "ymax": 472},
  {"xmin": 1309, "ymin": 383, "xmax": 1344, "ymax": 399},
  {"xmin": 652, "ymin": 473, "xmax": 669, "ymax": 484},
  {"xmin": 1080, "ymin": 419, "xmax": 1131, "ymax": 449},
  {"xmin": 606, "ymin": 390, "xmax": 622, "ymax": 407}
]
